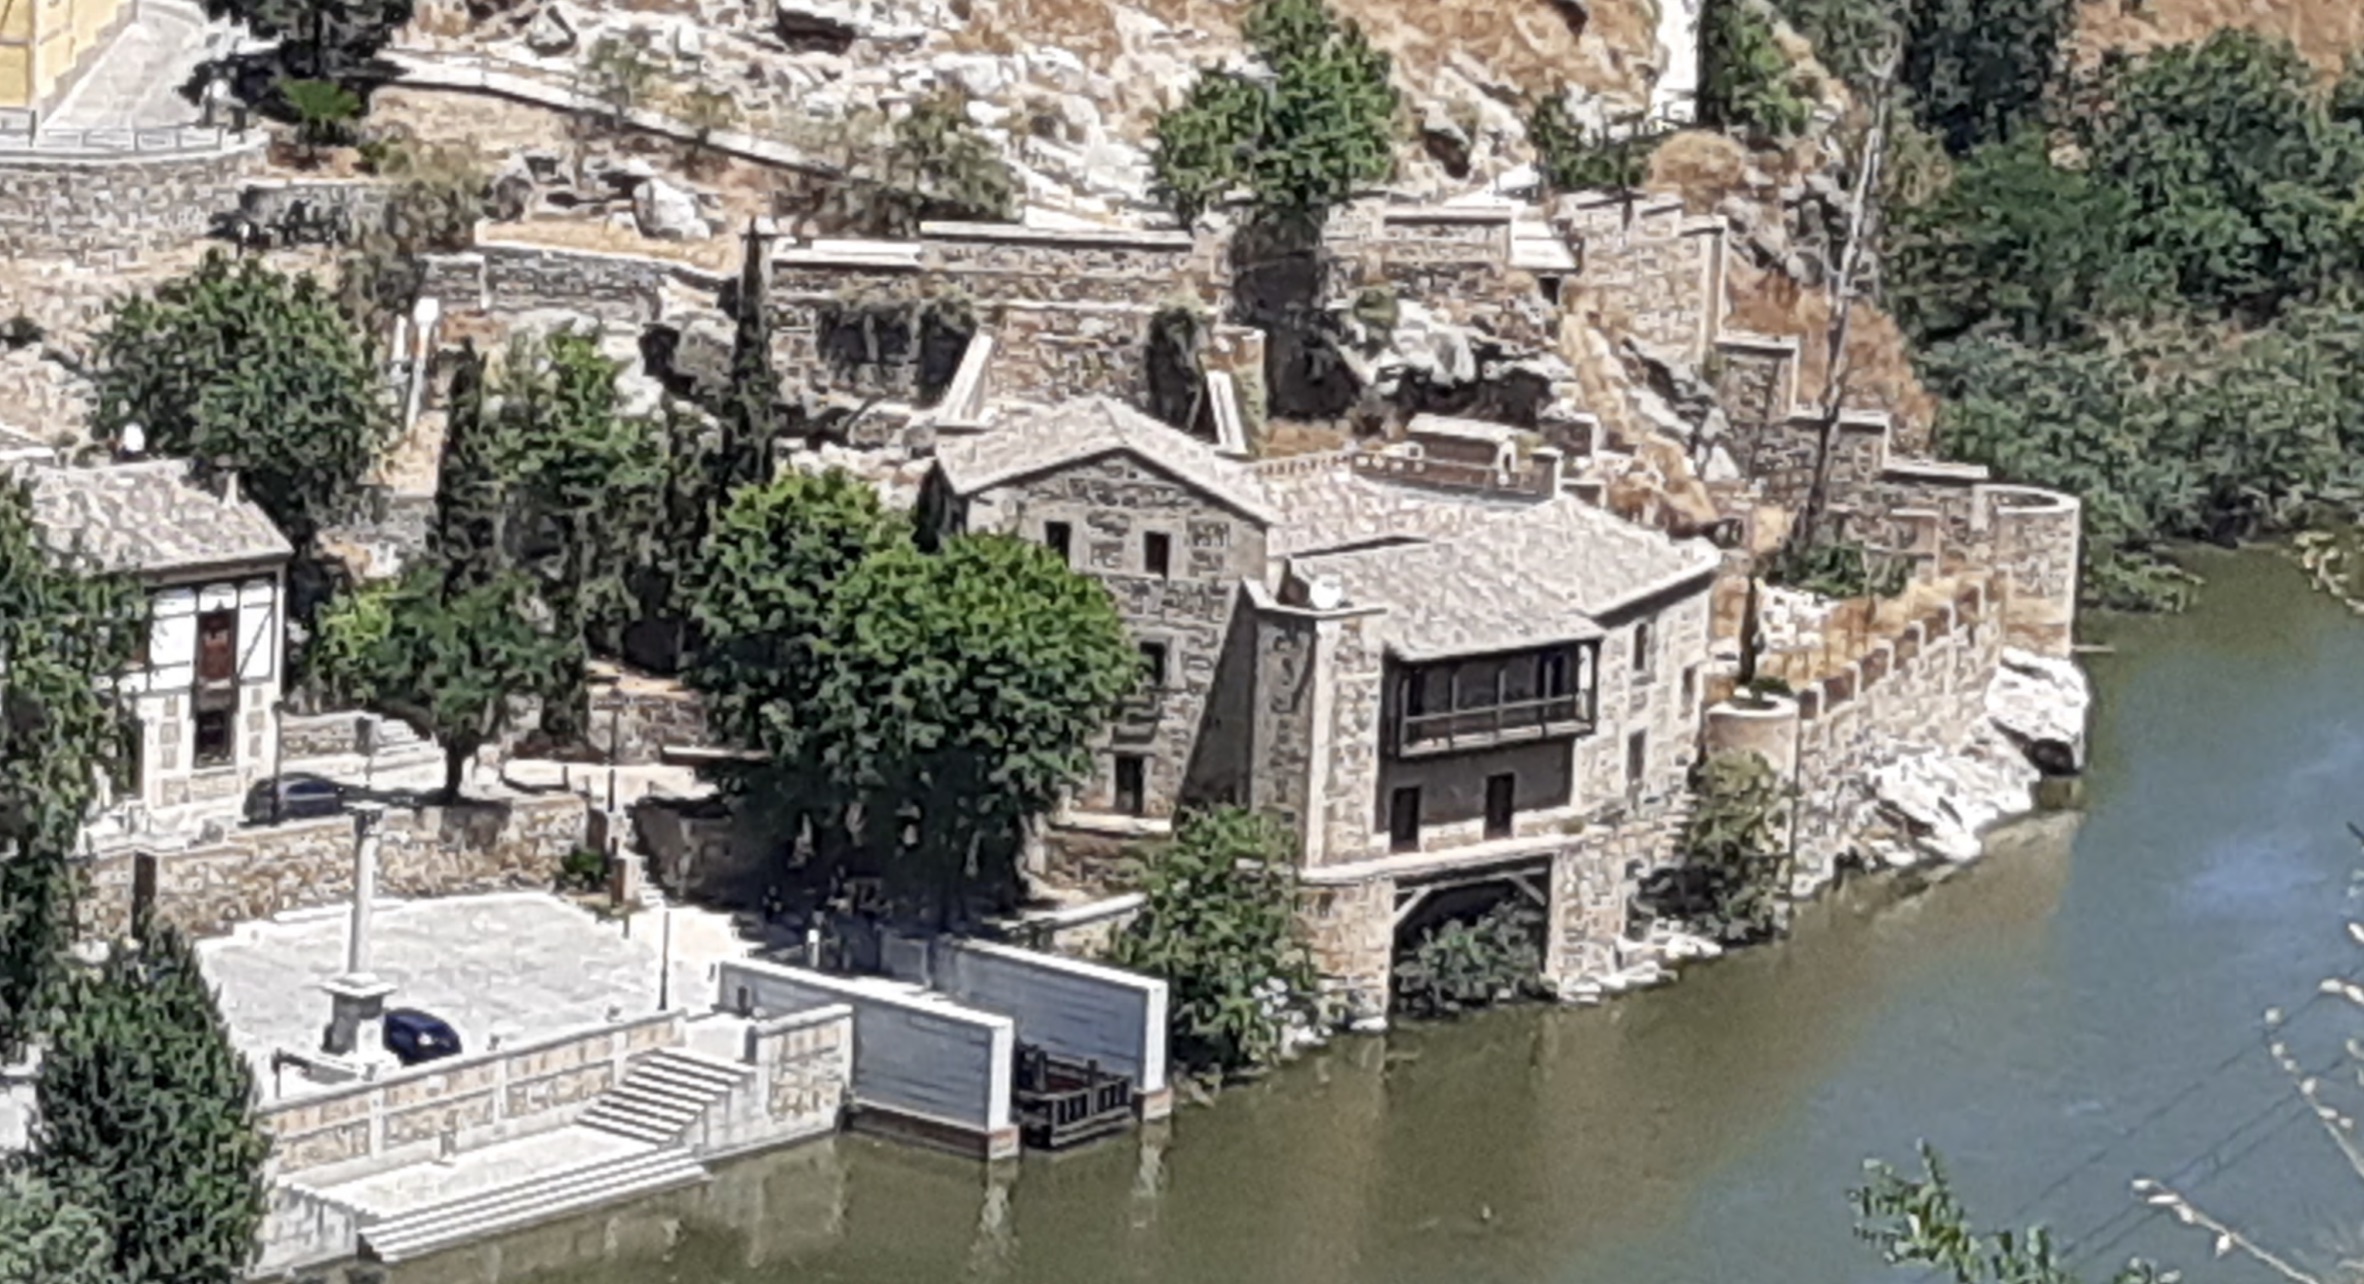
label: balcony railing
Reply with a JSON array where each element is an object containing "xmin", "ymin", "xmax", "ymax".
[{"xmin": 1396, "ymin": 693, "xmax": 1592, "ymax": 757}]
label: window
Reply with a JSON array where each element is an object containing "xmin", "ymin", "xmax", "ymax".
[
  {"xmin": 1540, "ymin": 650, "xmax": 1570, "ymax": 698},
  {"xmin": 1113, "ymin": 754, "xmax": 1146, "ymax": 816},
  {"xmin": 197, "ymin": 608, "xmax": 237, "ymax": 684},
  {"xmin": 1043, "ymin": 521, "xmax": 1072, "ymax": 562},
  {"xmin": 1625, "ymin": 730, "xmax": 1648, "ymax": 790},
  {"xmin": 1388, "ymin": 786, "xmax": 1421, "ymax": 852},
  {"xmin": 1681, "ymin": 664, "xmax": 1698, "ymax": 713},
  {"xmin": 1484, "ymin": 774, "xmax": 1515, "ymax": 840},
  {"xmin": 1139, "ymin": 641, "xmax": 1169, "ymax": 689},
  {"xmin": 194, "ymin": 708, "xmax": 235, "ymax": 768},
  {"xmin": 1143, "ymin": 531, "xmax": 1172, "ymax": 578},
  {"xmin": 1631, "ymin": 619, "xmax": 1655, "ymax": 680},
  {"xmin": 1538, "ymin": 276, "xmax": 1564, "ymax": 306},
  {"xmin": 131, "ymin": 617, "xmax": 151, "ymax": 670}
]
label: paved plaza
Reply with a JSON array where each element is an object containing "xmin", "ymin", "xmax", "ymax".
[{"xmin": 197, "ymin": 891, "xmax": 754, "ymax": 1099}]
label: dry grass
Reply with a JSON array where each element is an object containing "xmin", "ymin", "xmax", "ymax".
[
  {"xmin": 487, "ymin": 217, "xmax": 739, "ymax": 270},
  {"xmin": 1722, "ymin": 259, "xmax": 1938, "ymax": 444},
  {"xmin": 2072, "ymin": 0, "xmax": 2364, "ymax": 73}
]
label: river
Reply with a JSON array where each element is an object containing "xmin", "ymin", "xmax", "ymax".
[{"xmin": 402, "ymin": 549, "xmax": 2364, "ymax": 1284}]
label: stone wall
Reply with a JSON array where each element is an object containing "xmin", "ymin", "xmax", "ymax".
[
  {"xmin": 237, "ymin": 176, "xmax": 392, "ymax": 245},
  {"xmin": 694, "ymin": 1005, "xmax": 852, "ymax": 1160},
  {"xmin": 1788, "ymin": 581, "xmax": 2004, "ymax": 850},
  {"xmin": 1559, "ymin": 196, "xmax": 1723, "ymax": 361},
  {"xmin": 0, "ymin": 135, "xmax": 265, "ymax": 258},
  {"xmin": 80, "ymin": 792, "xmax": 588, "ymax": 940},
  {"xmin": 588, "ymin": 677, "xmax": 714, "ymax": 763},
  {"xmin": 1327, "ymin": 207, "xmax": 1513, "ymax": 309},
  {"xmin": 420, "ymin": 242, "xmax": 711, "ymax": 322},
  {"xmin": 1547, "ymin": 803, "xmax": 1686, "ymax": 988},
  {"xmin": 1298, "ymin": 875, "xmax": 1392, "ymax": 1024},
  {"xmin": 258, "ymin": 1010, "xmax": 685, "ymax": 1178},
  {"xmin": 278, "ymin": 711, "xmax": 366, "ymax": 759}
]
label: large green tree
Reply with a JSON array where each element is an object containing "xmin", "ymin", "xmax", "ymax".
[
  {"xmin": 684, "ymin": 469, "xmax": 909, "ymax": 763},
  {"xmin": 33, "ymin": 926, "xmax": 269, "ymax": 1284},
  {"xmin": 810, "ymin": 534, "xmax": 1137, "ymax": 927},
  {"xmin": 1111, "ymin": 807, "xmax": 1318, "ymax": 1074},
  {"xmin": 0, "ymin": 1171, "xmax": 115, "ymax": 1284},
  {"xmin": 0, "ymin": 482, "xmax": 144, "ymax": 1063},
  {"xmin": 493, "ymin": 329, "xmax": 667, "ymax": 730},
  {"xmin": 1698, "ymin": 0, "xmax": 1816, "ymax": 141},
  {"xmin": 91, "ymin": 253, "xmax": 390, "ymax": 553},
  {"xmin": 1150, "ymin": 0, "xmax": 1399, "ymax": 226},
  {"xmin": 1899, "ymin": 0, "xmax": 2075, "ymax": 155}
]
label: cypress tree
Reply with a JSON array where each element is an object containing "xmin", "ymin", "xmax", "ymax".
[{"xmin": 33, "ymin": 926, "xmax": 269, "ymax": 1284}]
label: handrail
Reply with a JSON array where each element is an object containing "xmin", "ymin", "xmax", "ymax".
[{"xmin": 1400, "ymin": 692, "xmax": 1588, "ymax": 745}]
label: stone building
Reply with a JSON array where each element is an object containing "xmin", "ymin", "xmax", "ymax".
[
  {"xmin": 924, "ymin": 397, "xmax": 1721, "ymax": 1017},
  {"xmin": 17, "ymin": 456, "xmax": 292, "ymax": 818}
]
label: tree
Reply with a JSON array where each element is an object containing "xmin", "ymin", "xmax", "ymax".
[
  {"xmin": 810, "ymin": 535, "xmax": 1137, "ymax": 927},
  {"xmin": 33, "ymin": 926, "xmax": 269, "ymax": 1284},
  {"xmin": 1899, "ymin": 0, "xmax": 2076, "ymax": 155},
  {"xmin": 2077, "ymin": 30, "xmax": 2364, "ymax": 322},
  {"xmin": 1697, "ymin": 0, "xmax": 1815, "ymax": 141},
  {"xmin": 1638, "ymin": 750, "xmax": 1793, "ymax": 945},
  {"xmin": 279, "ymin": 77, "xmax": 360, "ymax": 161},
  {"xmin": 1149, "ymin": 0, "xmax": 1398, "ymax": 226},
  {"xmin": 682, "ymin": 467, "xmax": 911, "ymax": 840},
  {"xmin": 199, "ymin": 0, "xmax": 412, "ymax": 86},
  {"xmin": 492, "ymin": 329, "xmax": 668, "ymax": 729},
  {"xmin": 0, "ymin": 1171, "xmax": 115, "ymax": 1284},
  {"xmin": 1110, "ymin": 807, "xmax": 1319, "ymax": 1074},
  {"xmin": 1854, "ymin": 1144, "xmax": 2174, "ymax": 1284},
  {"xmin": 1528, "ymin": 98, "xmax": 1661, "ymax": 194},
  {"xmin": 91, "ymin": 252, "xmax": 391, "ymax": 554},
  {"xmin": 0, "ymin": 481, "xmax": 144, "ymax": 1064},
  {"xmin": 311, "ymin": 568, "xmax": 565, "ymax": 799}
]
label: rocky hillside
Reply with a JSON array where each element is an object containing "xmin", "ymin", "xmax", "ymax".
[{"xmin": 2072, "ymin": 0, "xmax": 2364, "ymax": 71}]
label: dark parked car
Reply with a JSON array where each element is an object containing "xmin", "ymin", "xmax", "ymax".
[
  {"xmin": 242, "ymin": 773, "xmax": 344, "ymax": 825},
  {"xmin": 384, "ymin": 1009, "xmax": 463, "ymax": 1067}
]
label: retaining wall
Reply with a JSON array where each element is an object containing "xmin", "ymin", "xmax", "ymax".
[
  {"xmin": 79, "ymin": 792, "xmax": 588, "ymax": 940},
  {"xmin": 0, "ymin": 134, "xmax": 266, "ymax": 257},
  {"xmin": 717, "ymin": 959, "xmax": 1016, "ymax": 1157},
  {"xmin": 934, "ymin": 939, "xmax": 1169, "ymax": 1105}
]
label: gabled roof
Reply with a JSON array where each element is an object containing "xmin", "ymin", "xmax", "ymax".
[
  {"xmin": 16, "ymin": 458, "xmax": 293, "ymax": 577},
  {"xmin": 1288, "ymin": 494, "xmax": 1718, "ymax": 661},
  {"xmin": 1256, "ymin": 456, "xmax": 1538, "ymax": 559},
  {"xmin": 932, "ymin": 396, "xmax": 1277, "ymax": 524}
]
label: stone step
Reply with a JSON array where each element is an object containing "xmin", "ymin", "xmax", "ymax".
[
  {"xmin": 362, "ymin": 1148, "xmax": 708, "ymax": 1263},
  {"xmin": 575, "ymin": 1050, "xmax": 750, "ymax": 1144}
]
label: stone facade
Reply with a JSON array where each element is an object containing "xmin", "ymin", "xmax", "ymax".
[
  {"xmin": 79, "ymin": 792, "xmax": 588, "ymax": 940},
  {"xmin": 587, "ymin": 676, "xmax": 715, "ymax": 764},
  {"xmin": 953, "ymin": 449, "xmax": 1269, "ymax": 818},
  {"xmin": 0, "ymin": 135, "xmax": 265, "ymax": 258},
  {"xmin": 1556, "ymin": 195, "xmax": 1726, "ymax": 362}
]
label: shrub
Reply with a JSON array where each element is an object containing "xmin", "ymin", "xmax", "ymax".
[
  {"xmin": 1528, "ymin": 96, "xmax": 1661, "ymax": 193},
  {"xmin": 1640, "ymin": 750, "xmax": 1792, "ymax": 945},
  {"xmin": 1697, "ymin": 0, "xmax": 1815, "ymax": 141},
  {"xmin": 1110, "ymin": 807, "xmax": 1320, "ymax": 1074},
  {"xmin": 1392, "ymin": 901, "xmax": 1546, "ymax": 1018},
  {"xmin": 1764, "ymin": 538, "xmax": 1910, "ymax": 600},
  {"xmin": 559, "ymin": 846, "xmax": 609, "ymax": 893}
]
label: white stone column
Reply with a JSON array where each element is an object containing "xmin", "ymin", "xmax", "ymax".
[{"xmin": 320, "ymin": 804, "xmax": 396, "ymax": 1061}]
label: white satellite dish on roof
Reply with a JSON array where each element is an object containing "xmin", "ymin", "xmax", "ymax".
[
  {"xmin": 120, "ymin": 422, "xmax": 145, "ymax": 458},
  {"xmin": 1305, "ymin": 576, "xmax": 1345, "ymax": 611}
]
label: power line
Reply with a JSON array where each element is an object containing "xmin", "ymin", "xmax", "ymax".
[
  {"xmin": 1904, "ymin": 961, "xmax": 2364, "ymax": 1284},
  {"xmin": 2065, "ymin": 1092, "xmax": 2316, "ymax": 1277}
]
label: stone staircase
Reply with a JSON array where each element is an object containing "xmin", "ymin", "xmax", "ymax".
[
  {"xmin": 577, "ymin": 1048, "xmax": 750, "ymax": 1145},
  {"xmin": 358, "ymin": 1144, "xmax": 708, "ymax": 1263}
]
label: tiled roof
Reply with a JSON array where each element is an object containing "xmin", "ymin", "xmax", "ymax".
[
  {"xmin": 932, "ymin": 396, "xmax": 1275, "ymax": 522},
  {"xmin": 15, "ymin": 458, "xmax": 293, "ymax": 575},
  {"xmin": 1256, "ymin": 456, "xmax": 1538, "ymax": 559},
  {"xmin": 1289, "ymin": 495, "xmax": 1718, "ymax": 661}
]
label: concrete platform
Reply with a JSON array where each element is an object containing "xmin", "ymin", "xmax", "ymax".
[
  {"xmin": 198, "ymin": 892, "xmax": 755, "ymax": 1099},
  {"xmin": 306, "ymin": 1125, "xmax": 657, "ymax": 1220},
  {"xmin": 40, "ymin": 0, "xmax": 218, "ymax": 132}
]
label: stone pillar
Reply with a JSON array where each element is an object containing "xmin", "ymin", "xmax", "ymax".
[
  {"xmin": 1981, "ymin": 485, "xmax": 2082, "ymax": 658},
  {"xmin": 320, "ymin": 805, "xmax": 397, "ymax": 1061},
  {"xmin": 1544, "ymin": 832, "xmax": 1641, "ymax": 997},
  {"xmin": 1300, "ymin": 874, "xmax": 1393, "ymax": 1030}
]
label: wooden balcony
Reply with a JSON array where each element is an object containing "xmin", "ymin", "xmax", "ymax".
[
  {"xmin": 1394, "ymin": 693, "xmax": 1593, "ymax": 758},
  {"xmin": 1013, "ymin": 1045, "xmax": 1134, "ymax": 1151}
]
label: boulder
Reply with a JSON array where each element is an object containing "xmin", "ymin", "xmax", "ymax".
[
  {"xmin": 632, "ymin": 177, "xmax": 710, "ymax": 240},
  {"xmin": 1987, "ymin": 648, "xmax": 2092, "ymax": 775},
  {"xmin": 524, "ymin": 3, "xmax": 578, "ymax": 54}
]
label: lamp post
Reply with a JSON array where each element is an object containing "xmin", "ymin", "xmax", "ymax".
[{"xmin": 656, "ymin": 904, "xmax": 674, "ymax": 1012}]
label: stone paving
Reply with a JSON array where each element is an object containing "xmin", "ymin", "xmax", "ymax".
[{"xmin": 197, "ymin": 891, "xmax": 755, "ymax": 1098}]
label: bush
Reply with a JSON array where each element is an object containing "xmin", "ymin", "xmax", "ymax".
[
  {"xmin": 559, "ymin": 846, "xmax": 609, "ymax": 893},
  {"xmin": 1528, "ymin": 96, "xmax": 1661, "ymax": 193},
  {"xmin": 1764, "ymin": 538, "xmax": 1909, "ymax": 600},
  {"xmin": 1640, "ymin": 751, "xmax": 1792, "ymax": 945},
  {"xmin": 1698, "ymin": 0, "xmax": 1815, "ymax": 141},
  {"xmin": 1150, "ymin": 0, "xmax": 1398, "ymax": 225},
  {"xmin": 1391, "ymin": 901, "xmax": 1546, "ymax": 1018},
  {"xmin": 1110, "ymin": 807, "xmax": 1320, "ymax": 1074}
]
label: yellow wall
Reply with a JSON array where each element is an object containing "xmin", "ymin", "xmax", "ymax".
[{"xmin": 0, "ymin": 0, "xmax": 131, "ymax": 110}]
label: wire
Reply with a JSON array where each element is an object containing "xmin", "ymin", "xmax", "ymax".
[
  {"xmin": 1902, "ymin": 960, "xmax": 2364, "ymax": 1284},
  {"xmin": 2065, "ymin": 1093, "xmax": 2316, "ymax": 1276}
]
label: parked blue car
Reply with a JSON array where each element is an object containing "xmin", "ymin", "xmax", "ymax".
[{"xmin": 383, "ymin": 1009, "xmax": 463, "ymax": 1067}]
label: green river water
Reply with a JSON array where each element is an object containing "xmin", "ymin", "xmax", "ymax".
[{"xmin": 397, "ymin": 548, "xmax": 2364, "ymax": 1284}]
